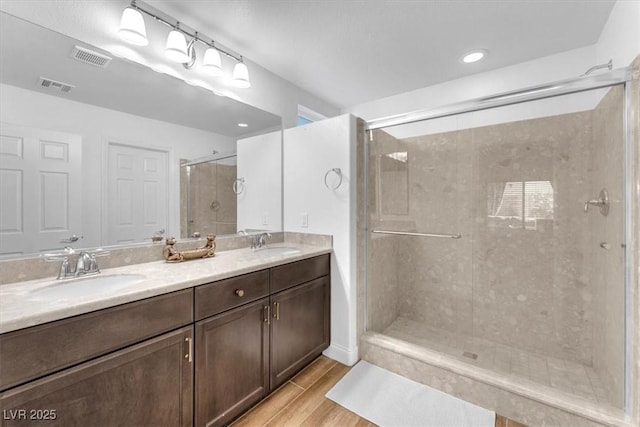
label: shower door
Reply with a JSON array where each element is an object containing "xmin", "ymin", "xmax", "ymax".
[{"xmin": 365, "ymin": 84, "xmax": 628, "ymax": 410}]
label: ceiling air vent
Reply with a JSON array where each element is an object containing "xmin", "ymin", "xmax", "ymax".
[
  {"xmin": 70, "ymin": 45, "xmax": 112, "ymax": 68},
  {"xmin": 38, "ymin": 77, "xmax": 75, "ymax": 93}
]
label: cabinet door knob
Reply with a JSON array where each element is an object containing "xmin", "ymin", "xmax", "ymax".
[{"xmin": 235, "ymin": 289, "xmax": 245, "ymax": 297}]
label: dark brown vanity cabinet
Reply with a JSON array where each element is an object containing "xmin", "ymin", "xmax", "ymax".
[
  {"xmin": 195, "ymin": 298, "xmax": 270, "ymax": 427},
  {"xmin": 0, "ymin": 327, "xmax": 194, "ymax": 427},
  {"xmin": 194, "ymin": 269, "xmax": 271, "ymax": 427},
  {"xmin": 0, "ymin": 253, "xmax": 330, "ymax": 427},
  {"xmin": 270, "ymin": 276, "xmax": 330, "ymax": 390},
  {"xmin": 194, "ymin": 254, "xmax": 330, "ymax": 427},
  {"xmin": 0, "ymin": 289, "xmax": 194, "ymax": 427}
]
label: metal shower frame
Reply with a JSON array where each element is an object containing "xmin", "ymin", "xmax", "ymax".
[{"xmin": 361, "ymin": 65, "xmax": 636, "ymax": 417}]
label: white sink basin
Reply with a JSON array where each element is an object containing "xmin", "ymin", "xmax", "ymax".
[
  {"xmin": 28, "ymin": 274, "xmax": 146, "ymax": 301},
  {"xmin": 252, "ymin": 247, "xmax": 301, "ymax": 257}
]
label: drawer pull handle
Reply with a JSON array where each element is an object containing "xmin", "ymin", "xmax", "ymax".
[
  {"xmin": 185, "ymin": 337, "xmax": 193, "ymax": 363},
  {"xmin": 235, "ymin": 289, "xmax": 245, "ymax": 297},
  {"xmin": 263, "ymin": 305, "xmax": 270, "ymax": 325},
  {"xmin": 273, "ymin": 301, "xmax": 280, "ymax": 320}
]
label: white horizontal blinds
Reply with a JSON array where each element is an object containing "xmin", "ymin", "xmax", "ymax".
[
  {"xmin": 488, "ymin": 180, "xmax": 554, "ymax": 229},
  {"xmin": 524, "ymin": 180, "xmax": 554, "ymax": 220},
  {"xmin": 494, "ymin": 182, "xmax": 523, "ymax": 217}
]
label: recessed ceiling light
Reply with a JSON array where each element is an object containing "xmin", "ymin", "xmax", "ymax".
[
  {"xmin": 238, "ymin": 123, "xmax": 249, "ymax": 128},
  {"xmin": 461, "ymin": 50, "xmax": 487, "ymax": 64}
]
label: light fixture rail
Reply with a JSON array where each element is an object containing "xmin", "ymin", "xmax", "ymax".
[{"xmin": 127, "ymin": 0, "xmax": 242, "ymax": 63}]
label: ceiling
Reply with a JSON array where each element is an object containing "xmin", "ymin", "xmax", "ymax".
[
  {"xmin": 0, "ymin": 0, "xmax": 616, "ymax": 113},
  {"xmin": 147, "ymin": 0, "xmax": 616, "ymax": 109},
  {"xmin": 0, "ymin": 10, "xmax": 281, "ymax": 137}
]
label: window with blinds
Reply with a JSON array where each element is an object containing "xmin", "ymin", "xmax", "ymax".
[{"xmin": 487, "ymin": 180, "xmax": 554, "ymax": 230}]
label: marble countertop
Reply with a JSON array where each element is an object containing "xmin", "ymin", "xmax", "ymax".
[{"xmin": 0, "ymin": 243, "xmax": 331, "ymax": 334}]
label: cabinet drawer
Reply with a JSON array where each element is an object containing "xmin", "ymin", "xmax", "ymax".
[
  {"xmin": 270, "ymin": 254, "xmax": 330, "ymax": 293},
  {"xmin": 195, "ymin": 270, "xmax": 269, "ymax": 321},
  {"xmin": 0, "ymin": 289, "xmax": 192, "ymax": 391}
]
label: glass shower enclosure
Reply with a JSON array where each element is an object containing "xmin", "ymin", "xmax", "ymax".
[
  {"xmin": 180, "ymin": 152, "xmax": 238, "ymax": 238},
  {"xmin": 365, "ymin": 71, "xmax": 631, "ymax": 412}
]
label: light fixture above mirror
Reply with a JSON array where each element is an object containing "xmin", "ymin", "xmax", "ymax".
[
  {"xmin": 118, "ymin": 7, "xmax": 148, "ymax": 46},
  {"xmin": 117, "ymin": 0, "xmax": 250, "ymax": 88}
]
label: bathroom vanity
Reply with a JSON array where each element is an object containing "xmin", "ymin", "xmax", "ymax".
[{"xmin": 0, "ymin": 249, "xmax": 330, "ymax": 427}]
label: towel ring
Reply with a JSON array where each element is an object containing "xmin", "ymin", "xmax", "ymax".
[
  {"xmin": 324, "ymin": 168, "xmax": 343, "ymax": 190},
  {"xmin": 233, "ymin": 177, "xmax": 245, "ymax": 195}
]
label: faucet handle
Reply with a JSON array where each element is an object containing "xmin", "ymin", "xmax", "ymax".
[
  {"xmin": 258, "ymin": 232, "xmax": 272, "ymax": 246},
  {"xmin": 42, "ymin": 246, "xmax": 75, "ymax": 261}
]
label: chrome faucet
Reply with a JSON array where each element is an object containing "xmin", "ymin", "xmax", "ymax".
[
  {"xmin": 75, "ymin": 251, "xmax": 100, "ymax": 277},
  {"xmin": 44, "ymin": 248, "xmax": 110, "ymax": 280},
  {"xmin": 250, "ymin": 232, "xmax": 272, "ymax": 250},
  {"xmin": 258, "ymin": 232, "xmax": 272, "ymax": 247}
]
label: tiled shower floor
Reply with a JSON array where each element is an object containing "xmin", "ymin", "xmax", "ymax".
[{"xmin": 382, "ymin": 317, "xmax": 613, "ymax": 406}]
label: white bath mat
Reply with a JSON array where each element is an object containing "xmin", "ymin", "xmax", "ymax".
[{"xmin": 326, "ymin": 361, "xmax": 495, "ymax": 427}]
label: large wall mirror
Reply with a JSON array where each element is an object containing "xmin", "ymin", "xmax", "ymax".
[{"xmin": 0, "ymin": 11, "xmax": 283, "ymax": 259}]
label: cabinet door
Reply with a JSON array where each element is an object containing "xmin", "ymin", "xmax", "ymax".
[
  {"xmin": 0, "ymin": 326, "xmax": 193, "ymax": 427},
  {"xmin": 270, "ymin": 276, "xmax": 330, "ymax": 390},
  {"xmin": 195, "ymin": 298, "xmax": 270, "ymax": 427}
]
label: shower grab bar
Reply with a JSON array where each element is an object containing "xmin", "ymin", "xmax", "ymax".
[{"xmin": 372, "ymin": 229, "xmax": 462, "ymax": 239}]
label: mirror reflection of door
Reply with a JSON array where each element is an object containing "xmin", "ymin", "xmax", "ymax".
[
  {"xmin": 107, "ymin": 142, "xmax": 168, "ymax": 245},
  {"xmin": 0, "ymin": 123, "xmax": 82, "ymax": 256}
]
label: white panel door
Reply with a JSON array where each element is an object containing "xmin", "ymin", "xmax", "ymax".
[
  {"xmin": 107, "ymin": 143, "xmax": 168, "ymax": 245},
  {"xmin": 0, "ymin": 123, "xmax": 82, "ymax": 256}
]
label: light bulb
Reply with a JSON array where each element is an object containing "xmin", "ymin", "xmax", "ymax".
[
  {"xmin": 165, "ymin": 30, "xmax": 189, "ymax": 63},
  {"xmin": 232, "ymin": 62, "xmax": 250, "ymax": 88},
  {"xmin": 118, "ymin": 7, "xmax": 148, "ymax": 46},
  {"xmin": 202, "ymin": 48, "xmax": 223, "ymax": 76},
  {"xmin": 461, "ymin": 50, "xmax": 487, "ymax": 64}
]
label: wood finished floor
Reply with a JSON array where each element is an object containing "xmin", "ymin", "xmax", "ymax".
[{"xmin": 231, "ymin": 356, "xmax": 526, "ymax": 427}]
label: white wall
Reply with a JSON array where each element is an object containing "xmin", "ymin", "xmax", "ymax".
[
  {"xmin": 0, "ymin": 83, "xmax": 234, "ymax": 248},
  {"xmin": 237, "ymin": 130, "xmax": 282, "ymax": 232},
  {"xmin": 595, "ymin": 0, "xmax": 640, "ymax": 67},
  {"xmin": 283, "ymin": 114, "xmax": 358, "ymax": 365}
]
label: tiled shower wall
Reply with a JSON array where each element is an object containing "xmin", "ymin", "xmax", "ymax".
[
  {"xmin": 179, "ymin": 162, "xmax": 237, "ymax": 238},
  {"xmin": 590, "ymin": 85, "xmax": 626, "ymax": 408},
  {"xmin": 368, "ymin": 86, "xmax": 625, "ymax": 392}
]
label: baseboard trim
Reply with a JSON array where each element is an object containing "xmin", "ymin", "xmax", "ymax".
[{"xmin": 323, "ymin": 343, "xmax": 359, "ymax": 366}]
